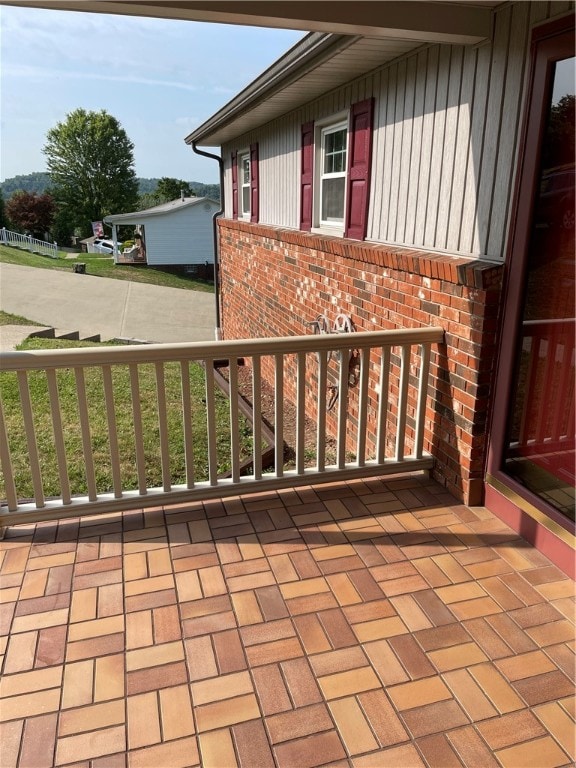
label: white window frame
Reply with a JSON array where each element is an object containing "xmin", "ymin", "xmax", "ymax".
[
  {"xmin": 313, "ymin": 115, "xmax": 349, "ymax": 234},
  {"xmin": 239, "ymin": 150, "xmax": 251, "ymax": 220}
]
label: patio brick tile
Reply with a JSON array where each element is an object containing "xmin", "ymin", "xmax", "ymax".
[
  {"xmin": 125, "ymin": 588, "xmax": 177, "ymax": 613},
  {"xmin": 198, "ymin": 728, "xmax": 238, "ymax": 768},
  {"xmin": 213, "ymin": 628, "xmax": 247, "ymax": 673},
  {"xmin": 173, "ymin": 553, "xmax": 219, "ymax": 573},
  {"xmin": 180, "ymin": 594, "xmax": 232, "ymax": 620},
  {"xmin": 19, "ymin": 568, "xmax": 49, "ymax": 599},
  {"xmin": 378, "ymin": 574, "xmax": 430, "ymax": 596},
  {"xmin": 127, "ymin": 736, "xmax": 200, "ymax": 768},
  {"xmin": 151, "ymin": 604, "xmax": 180, "ymax": 644},
  {"xmin": 123, "ymin": 574, "xmax": 174, "ymax": 597},
  {"xmin": 527, "ymin": 619, "xmax": 575, "ymax": 646},
  {"xmin": 509, "ymin": 602, "xmax": 564, "ymax": 628},
  {"xmin": 442, "ymin": 668, "xmax": 499, "ymax": 720},
  {"xmin": 512, "ymin": 669, "xmax": 574, "ymax": 706},
  {"xmin": 317, "ymin": 554, "xmax": 367, "ymax": 575},
  {"xmin": 416, "ymin": 733, "xmax": 462, "ymax": 767},
  {"xmin": 400, "ymin": 699, "xmax": 469, "ymax": 738},
  {"xmin": 357, "ymin": 689, "xmax": 408, "ymax": 747},
  {"xmin": 125, "ymin": 640, "xmax": 184, "ymax": 672},
  {"xmin": 256, "ymin": 585, "xmax": 290, "ymax": 620},
  {"xmin": 478, "ymin": 575, "xmax": 526, "ymax": 610},
  {"xmin": 252, "ymin": 664, "xmax": 292, "ymax": 715},
  {"xmin": 72, "ymin": 569, "xmax": 122, "ymax": 591},
  {"xmin": 364, "ymin": 639, "xmax": 411, "ymax": 686},
  {"xmin": 188, "ymin": 519, "xmax": 213, "ymax": 543},
  {"xmin": 59, "ymin": 699, "xmax": 125, "ymax": 737},
  {"xmin": 0, "ymin": 665, "xmax": 63, "ymax": 701},
  {"xmin": 435, "ymin": 581, "xmax": 487, "ymax": 604},
  {"xmin": 47, "ymin": 563, "xmax": 75, "ymax": 594},
  {"xmin": 446, "ymin": 725, "xmax": 500, "ymax": 767},
  {"xmin": 288, "ymin": 550, "xmax": 322, "ymax": 579},
  {"xmin": 195, "ymin": 693, "xmax": 260, "ymax": 731},
  {"xmin": 170, "ymin": 541, "xmax": 215, "ymax": 560},
  {"xmin": 282, "ymin": 657, "xmax": 323, "ymax": 707},
  {"xmin": 318, "ymin": 666, "xmax": 381, "ymax": 699},
  {"xmin": 233, "ymin": 720, "xmax": 276, "ymax": 768},
  {"xmin": 462, "ymin": 556, "xmax": 515, "ymax": 579},
  {"xmin": 550, "ymin": 596, "xmax": 576, "ymax": 622},
  {"xmin": 265, "ymin": 701, "xmax": 333, "ymax": 743},
  {"xmin": 0, "ymin": 688, "xmax": 61, "ymax": 722},
  {"xmin": 535, "ymin": 578, "xmax": 576, "ymax": 600},
  {"xmin": 293, "ymin": 612, "xmax": 332, "ymax": 654},
  {"xmin": 184, "ymin": 636, "xmax": 218, "ymax": 681},
  {"xmin": 226, "ymin": 571, "xmax": 277, "ymax": 592},
  {"xmin": 222, "ymin": 557, "xmax": 270, "ymax": 578},
  {"xmin": 123, "ymin": 553, "xmax": 147, "ymax": 582},
  {"xmin": 125, "ymin": 611, "xmax": 153, "ymax": 650},
  {"xmin": 55, "ymin": 725, "xmax": 126, "ymax": 766},
  {"xmin": 387, "ymin": 633, "xmax": 436, "ymax": 679},
  {"xmin": 534, "ymin": 701, "xmax": 576, "ymax": 760},
  {"xmin": 215, "ymin": 539, "xmax": 243, "ymax": 564},
  {"xmin": 66, "ymin": 632, "xmax": 125, "ymax": 662},
  {"xmin": 230, "ymin": 590, "xmax": 263, "ymax": 626},
  {"xmin": 183, "ymin": 611, "xmax": 237, "ymax": 638},
  {"xmin": 352, "ymin": 743, "xmax": 426, "ymax": 767},
  {"xmin": 496, "ymin": 649, "xmax": 557, "ymax": 680},
  {"xmin": 317, "ymin": 607, "xmax": 357, "ymax": 648},
  {"xmin": 448, "ymin": 595, "xmax": 503, "ymax": 621},
  {"xmin": 428, "ymin": 640, "xmax": 488, "ymax": 671},
  {"xmin": 68, "ymin": 615, "xmax": 124, "ymax": 643},
  {"xmin": 94, "ymin": 653, "xmax": 125, "ymax": 701},
  {"xmin": 273, "ymin": 729, "xmax": 346, "ymax": 768},
  {"xmin": 468, "ymin": 663, "xmax": 525, "ymax": 713},
  {"xmin": 70, "ymin": 588, "xmax": 97, "ymax": 623},
  {"xmin": 244, "ymin": 636, "xmax": 304, "ymax": 667},
  {"xmin": 495, "ymin": 736, "xmax": 570, "ymax": 768},
  {"xmin": 75, "ymin": 555, "xmax": 121, "ymax": 576},
  {"xmin": 1, "ymin": 602, "xmax": 15, "ymax": 636},
  {"xmin": 412, "ymin": 589, "xmax": 455, "ymax": 626},
  {"xmin": 126, "ymin": 660, "xmax": 188, "ymax": 695},
  {"xmin": 343, "ymin": 598, "xmax": 396, "ymax": 624},
  {"xmin": 61, "ymin": 660, "xmax": 94, "ymax": 709},
  {"xmin": 486, "ymin": 613, "xmax": 538, "ymax": 653},
  {"xmin": 285, "ymin": 592, "xmax": 339, "ymax": 615},
  {"xmin": 267, "ymin": 553, "xmax": 299, "ymax": 583},
  {"xmin": 11, "ymin": 607, "xmax": 69, "ymax": 634},
  {"xmin": 14, "ymin": 592, "xmax": 70, "ymax": 618},
  {"xmin": 545, "ymin": 642, "xmax": 576, "ymax": 681},
  {"xmin": 240, "ymin": 617, "xmax": 294, "ymax": 646},
  {"xmin": 26, "ymin": 552, "xmax": 76, "ymax": 571},
  {"xmin": 18, "ymin": 713, "xmax": 57, "ymax": 768},
  {"xmin": 387, "ymin": 676, "xmax": 452, "ymax": 710},
  {"xmin": 353, "ymin": 615, "xmax": 408, "ymax": 642},
  {"xmin": 389, "ymin": 594, "xmax": 433, "ymax": 631},
  {"xmin": 500, "ymin": 572, "xmax": 547, "ymax": 605},
  {"xmin": 191, "ymin": 670, "xmax": 253, "ymax": 705},
  {"xmin": 1, "ymin": 546, "xmax": 30, "ymax": 574},
  {"xmin": 477, "ymin": 709, "xmax": 547, "ymax": 750},
  {"xmin": 4, "ymin": 630, "xmax": 37, "ymax": 674},
  {"xmin": 309, "ymin": 645, "xmax": 369, "ymax": 676}
]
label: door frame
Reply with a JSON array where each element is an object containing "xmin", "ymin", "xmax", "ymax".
[{"xmin": 485, "ymin": 13, "xmax": 575, "ymax": 575}]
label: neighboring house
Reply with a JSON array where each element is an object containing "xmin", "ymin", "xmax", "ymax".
[
  {"xmin": 186, "ymin": 2, "xmax": 575, "ymax": 572},
  {"xmin": 104, "ymin": 196, "xmax": 220, "ymax": 273}
]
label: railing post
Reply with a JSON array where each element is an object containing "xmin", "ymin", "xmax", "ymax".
[
  {"xmin": 28, "ymin": 234, "xmax": 33, "ymax": 253},
  {"xmin": 1, "ymin": 227, "xmax": 6, "ymax": 244}
]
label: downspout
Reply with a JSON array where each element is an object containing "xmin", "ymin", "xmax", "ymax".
[{"xmin": 191, "ymin": 142, "xmax": 223, "ymax": 341}]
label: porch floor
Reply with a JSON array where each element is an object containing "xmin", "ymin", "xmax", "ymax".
[{"xmin": 1, "ymin": 474, "xmax": 574, "ymax": 768}]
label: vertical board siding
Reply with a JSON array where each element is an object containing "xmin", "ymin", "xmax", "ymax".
[
  {"xmin": 144, "ymin": 205, "xmax": 217, "ymax": 266},
  {"xmin": 220, "ymin": 1, "xmax": 571, "ymax": 259}
]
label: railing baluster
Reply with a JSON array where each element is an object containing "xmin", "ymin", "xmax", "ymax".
[
  {"xmin": 395, "ymin": 345, "xmax": 410, "ymax": 462},
  {"xmin": 414, "ymin": 343, "xmax": 431, "ymax": 459},
  {"xmin": 229, "ymin": 358, "xmax": 240, "ymax": 483},
  {"xmin": 519, "ymin": 336, "xmax": 540, "ymax": 446},
  {"xmin": 376, "ymin": 347, "xmax": 391, "ymax": 463},
  {"xmin": 316, "ymin": 350, "xmax": 327, "ymax": 472},
  {"xmin": 74, "ymin": 367, "xmax": 97, "ymax": 502},
  {"xmin": 552, "ymin": 340, "xmax": 574, "ymax": 442},
  {"xmin": 0, "ymin": 395, "xmax": 18, "ymax": 512},
  {"xmin": 275, "ymin": 354, "xmax": 284, "ymax": 478},
  {"xmin": 16, "ymin": 371, "xmax": 45, "ymax": 508},
  {"xmin": 205, "ymin": 361, "xmax": 218, "ymax": 486},
  {"xmin": 296, "ymin": 352, "xmax": 306, "ymax": 475},
  {"xmin": 129, "ymin": 364, "xmax": 147, "ymax": 495},
  {"xmin": 337, "ymin": 347, "xmax": 349, "ymax": 469},
  {"xmin": 46, "ymin": 370, "xmax": 71, "ymax": 505},
  {"xmin": 252, "ymin": 356, "xmax": 262, "ymax": 480},
  {"xmin": 102, "ymin": 365, "xmax": 122, "ymax": 499},
  {"xmin": 155, "ymin": 362, "xmax": 171, "ymax": 493},
  {"xmin": 356, "ymin": 348, "xmax": 370, "ymax": 467},
  {"xmin": 180, "ymin": 361, "xmax": 195, "ymax": 489}
]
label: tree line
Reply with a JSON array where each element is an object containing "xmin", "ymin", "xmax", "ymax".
[{"xmin": 0, "ymin": 108, "xmax": 220, "ymax": 244}]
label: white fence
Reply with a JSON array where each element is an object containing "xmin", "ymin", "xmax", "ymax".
[
  {"xmin": 1, "ymin": 227, "xmax": 58, "ymax": 259},
  {"xmin": 0, "ymin": 328, "xmax": 443, "ymax": 524}
]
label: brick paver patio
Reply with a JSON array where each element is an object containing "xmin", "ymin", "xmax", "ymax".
[{"xmin": 0, "ymin": 474, "xmax": 574, "ymax": 767}]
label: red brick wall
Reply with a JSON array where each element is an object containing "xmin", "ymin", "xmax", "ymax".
[{"xmin": 218, "ymin": 218, "xmax": 503, "ymax": 505}]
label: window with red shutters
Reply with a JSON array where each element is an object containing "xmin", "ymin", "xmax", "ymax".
[
  {"xmin": 231, "ymin": 151, "xmax": 238, "ymax": 219},
  {"xmin": 344, "ymin": 97, "xmax": 374, "ymax": 240},
  {"xmin": 300, "ymin": 121, "xmax": 314, "ymax": 231},
  {"xmin": 250, "ymin": 142, "xmax": 259, "ymax": 223}
]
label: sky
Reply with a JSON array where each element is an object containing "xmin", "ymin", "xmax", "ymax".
[{"xmin": 0, "ymin": 5, "xmax": 304, "ymax": 184}]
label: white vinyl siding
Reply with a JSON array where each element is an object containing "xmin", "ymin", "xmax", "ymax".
[
  {"xmin": 222, "ymin": 1, "xmax": 573, "ymax": 260},
  {"xmin": 132, "ymin": 203, "xmax": 218, "ymax": 266}
]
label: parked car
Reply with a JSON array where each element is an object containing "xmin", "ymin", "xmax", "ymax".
[{"xmin": 93, "ymin": 238, "xmax": 116, "ymax": 254}]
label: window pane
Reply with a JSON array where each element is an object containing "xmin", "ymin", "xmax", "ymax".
[
  {"xmin": 242, "ymin": 156, "xmax": 250, "ymax": 184},
  {"xmin": 324, "ymin": 128, "xmax": 347, "ymax": 174},
  {"xmin": 321, "ymin": 177, "xmax": 345, "ymax": 222},
  {"xmin": 242, "ymin": 186, "xmax": 250, "ymax": 214}
]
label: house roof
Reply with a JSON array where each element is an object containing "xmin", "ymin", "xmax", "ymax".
[{"xmin": 104, "ymin": 196, "xmax": 219, "ymax": 224}]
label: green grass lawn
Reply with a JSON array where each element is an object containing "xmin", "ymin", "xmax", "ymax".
[
  {"xmin": 0, "ymin": 243, "xmax": 214, "ymax": 292},
  {"xmin": 0, "ymin": 337, "xmax": 253, "ymax": 501},
  {"xmin": 0, "ymin": 310, "xmax": 42, "ymax": 326}
]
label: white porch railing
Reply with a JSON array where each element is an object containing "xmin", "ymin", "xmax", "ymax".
[
  {"xmin": 0, "ymin": 328, "xmax": 443, "ymax": 525},
  {"xmin": 1, "ymin": 227, "xmax": 58, "ymax": 259}
]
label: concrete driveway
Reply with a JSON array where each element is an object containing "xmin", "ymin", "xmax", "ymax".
[{"xmin": 0, "ymin": 263, "xmax": 217, "ymax": 344}]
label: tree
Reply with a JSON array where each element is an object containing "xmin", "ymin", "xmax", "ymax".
[
  {"xmin": 43, "ymin": 109, "xmax": 139, "ymax": 236},
  {"xmin": 6, "ymin": 191, "xmax": 55, "ymax": 239},
  {"xmin": 156, "ymin": 177, "xmax": 195, "ymax": 201},
  {"xmin": 0, "ymin": 190, "xmax": 6, "ymax": 229}
]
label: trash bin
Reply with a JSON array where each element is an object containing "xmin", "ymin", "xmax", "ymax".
[{"xmin": 73, "ymin": 263, "xmax": 86, "ymax": 274}]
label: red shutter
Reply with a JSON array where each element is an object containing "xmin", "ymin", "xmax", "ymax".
[
  {"xmin": 250, "ymin": 142, "xmax": 259, "ymax": 223},
  {"xmin": 344, "ymin": 98, "xmax": 374, "ymax": 240},
  {"xmin": 300, "ymin": 121, "xmax": 314, "ymax": 231},
  {"xmin": 231, "ymin": 151, "xmax": 238, "ymax": 219}
]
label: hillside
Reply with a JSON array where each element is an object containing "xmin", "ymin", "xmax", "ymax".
[{"xmin": 0, "ymin": 173, "xmax": 220, "ymax": 201}]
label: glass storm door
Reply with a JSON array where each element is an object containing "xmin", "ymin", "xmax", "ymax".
[{"xmin": 489, "ymin": 19, "xmax": 575, "ymax": 524}]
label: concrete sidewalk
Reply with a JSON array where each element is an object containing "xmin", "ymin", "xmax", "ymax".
[{"xmin": 0, "ymin": 263, "xmax": 217, "ymax": 347}]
